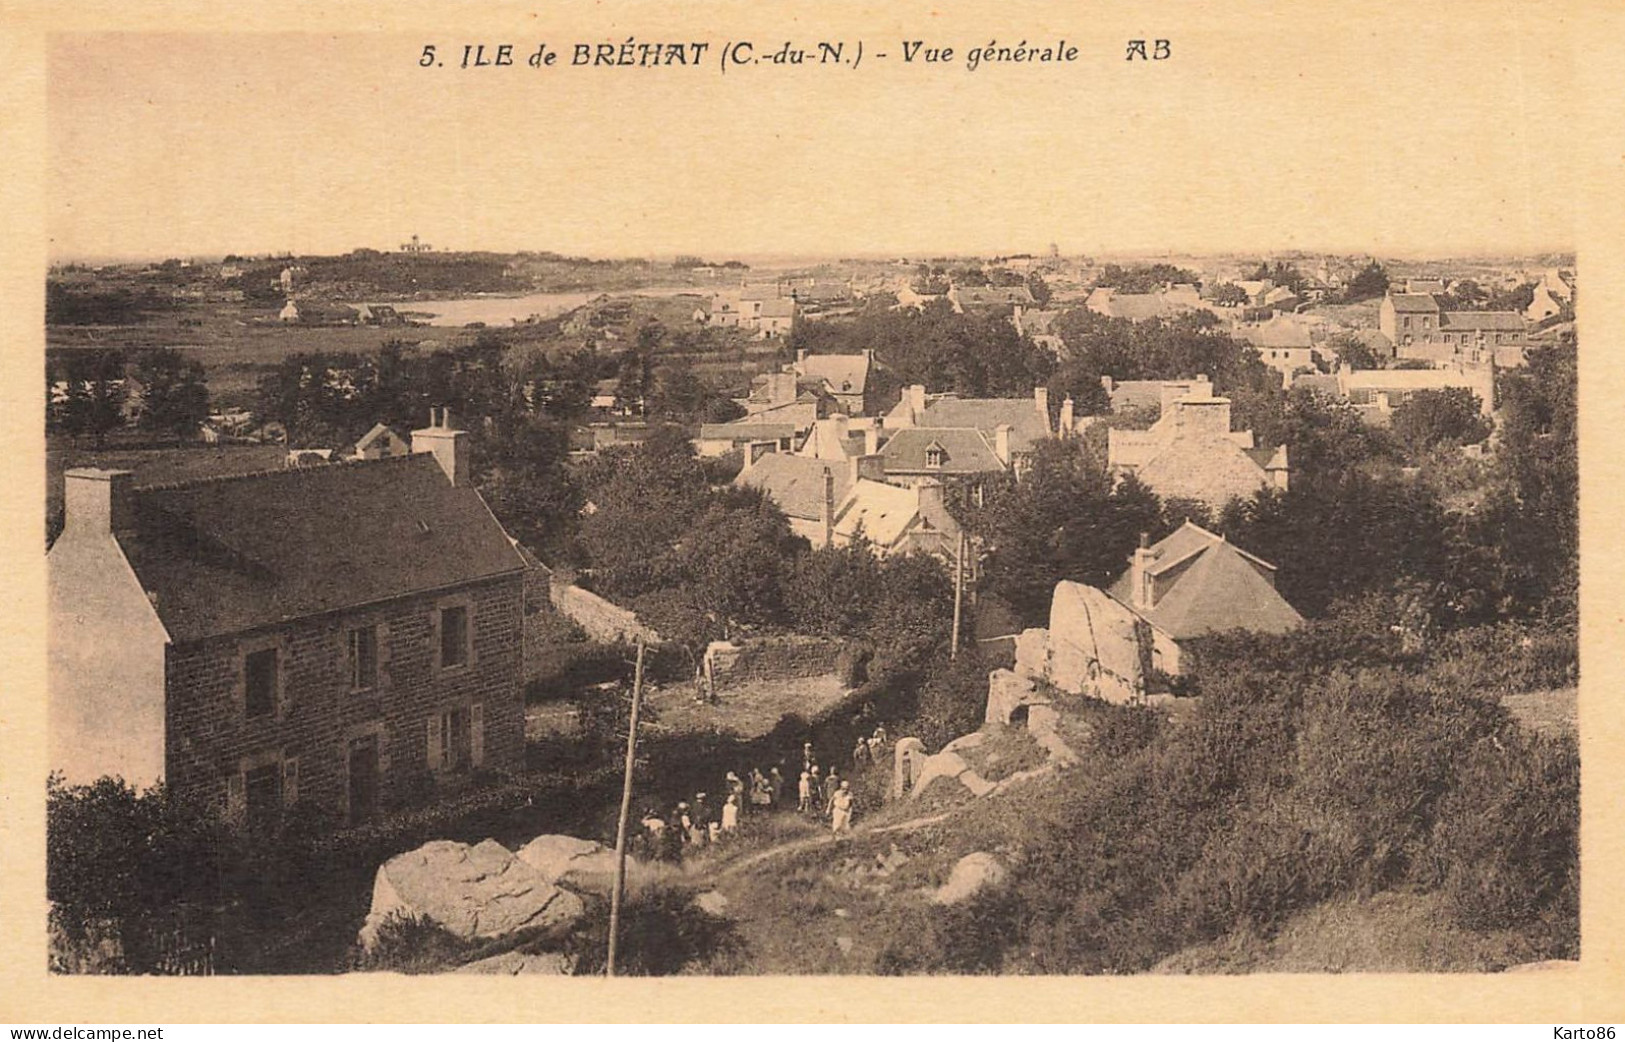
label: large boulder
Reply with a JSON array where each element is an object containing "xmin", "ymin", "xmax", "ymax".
[
  {"xmin": 515, "ymin": 834, "xmax": 654, "ymax": 897},
  {"xmin": 933, "ymin": 852, "xmax": 1008, "ymax": 905},
  {"xmin": 909, "ymin": 749, "xmax": 995, "ymax": 800},
  {"xmin": 358, "ymin": 839, "xmax": 585, "ymax": 950}
]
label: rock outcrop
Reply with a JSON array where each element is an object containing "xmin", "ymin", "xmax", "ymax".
[
  {"xmin": 358, "ymin": 839, "xmax": 586, "ymax": 950},
  {"xmin": 933, "ymin": 852, "xmax": 1008, "ymax": 905}
]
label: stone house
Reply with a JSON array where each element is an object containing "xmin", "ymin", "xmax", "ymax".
[
  {"xmin": 1107, "ymin": 392, "xmax": 1290, "ymax": 511},
  {"xmin": 47, "ymin": 410, "xmax": 528, "ymax": 829}
]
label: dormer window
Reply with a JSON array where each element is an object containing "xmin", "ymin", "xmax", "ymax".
[{"xmin": 925, "ymin": 442, "xmax": 948, "ymax": 468}]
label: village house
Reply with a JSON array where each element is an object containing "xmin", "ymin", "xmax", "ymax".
[
  {"xmin": 1104, "ymin": 522, "xmax": 1303, "ymax": 675},
  {"xmin": 948, "ymin": 283, "xmax": 1035, "ymax": 313},
  {"xmin": 1379, "ymin": 291, "xmax": 1528, "ymax": 366},
  {"xmin": 733, "ymin": 450, "xmax": 862, "ymax": 547},
  {"xmin": 991, "ymin": 524, "xmax": 1302, "ymax": 716},
  {"xmin": 795, "ymin": 414, "xmax": 882, "ymax": 461},
  {"xmin": 1084, "ymin": 287, "xmax": 1207, "ymax": 323},
  {"xmin": 1232, "ymin": 315, "xmax": 1318, "ymax": 387},
  {"xmin": 47, "ymin": 409, "xmax": 528, "ymax": 829},
  {"xmin": 1107, "ymin": 391, "xmax": 1290, "ymax": 510},
  {"xmin": 790, "ymin": 349, "xmax": 875, "ymax": 415},
  {"xmin": 1099, "ymin": 374, "xmax": 1214, "ymax": 419},
  {"xmin": 693, "ymin": 420, "xmax": 799, "ymax": 458},
  {"xmin": 1337, "ymin": 361, "xmax": 1496, "ymax": 421},
  {"xmin": 1525, "ymin": 269, "xmax": 1574, "ymax": 323},
  {"xmin": 828, "ymin": 476, "xmax": 962, "ymax": 559},
  {"xmin": 351, "ymin": 423, "xmax": 411, "ymax": 461}
]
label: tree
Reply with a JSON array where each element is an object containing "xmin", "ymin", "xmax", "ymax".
[
  {"xmin": 960, "ymin": 437, "xmax": 1165, "ymax": 625},
  {"xmin": 56, "ymin": 349, "xmax": 127, "ymax": 447},
  {"xmin": 1390, "ymin": 388, "xmax": 1492, "ymax": 456},
  {"xmin": 1324, "ymin": 331, "xmax": 1380, "ymax": 371},
  {"xmin": 1343, "ymin": 260, "xmax": 1390, "ymax": 302},
  {"xmin": 1208, "ymin": 283, "xmax": 1250, "ymax": 306},
  {"xmin": 132, "ymin": 348, "xmax": 210, "ymax": 440}
]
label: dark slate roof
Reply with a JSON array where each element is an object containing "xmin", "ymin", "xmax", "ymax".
[
  {"xmin": 1388, "ymin": 293, "xmax": 1441, "ymax": 313},
  {"xmin": 1440, "ymin": 310, "xmax": 1526, "ymax": 332},
  {"xmin": 120, "ymin": 454, "xmax": 525, "ymax": 642},
  {"xmin": 734, "ymin": 453, "xmax": 851, "ymax": 521},
  {"xmin": 919, "ymin": 397, "xmax": 1051, "ymax": 453},
  {"xmin": 878, "ymin": 427, "xmax": 1005, "ymax": 474},
  {"xmin": 1106, "ymin": 522, "xmax": 1302, "ymax": 639},
  {"xmin": 698, "ymin": 422, "xmax": 798, "ymax": 442}
]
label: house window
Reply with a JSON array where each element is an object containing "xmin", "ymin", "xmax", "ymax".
[
  {"xmin": 348, "ymin": 625, "xmax": 379, "ymax": 691},
  {"xmin": 244, "ymin": 763, "xmax": 282, "ymax": 828},
  {"xmin": 439, "ymin": 605, "xmax": 469, "ymax": 669},
  {"xmin": 1403, "ymin": 316, "xmax": 1411, "ymax": 329},
  {"xmin": 925, "ymin": 447, "xmax": 946, "ymax": 468},
  {"xmin": 428, "ymin": 706, "xmax": 483, "ymax": 773},
  {"xmin": 245, "ymin": 647, "xmax": 278, "ymax": 719},
  {"xmin": 1423, "ymin": 316, "xmax": 1432, "ymax": 328}
]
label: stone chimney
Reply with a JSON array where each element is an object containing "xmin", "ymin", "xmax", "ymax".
[
  {"xmin": 1100, "ymin": 374, "xmax": 1116, "ymax": 396},
  {"xmin": 852, "ymin": 454, "xmax": 887, "ymax": 483},
  {"xmin": 907, "ymin": 384, "xmax": 927, "ymax": 418},
  {"xmin": 796, "ymin": 348, "xmax": 808, "ymax": 369},
  {"xmin": 1059, "ymin": 396, "xmax": 1075, "ymax": 434},
  {"xmin": 62, "ymin": 468, "xmax": 135, "ymax": 537},
  {"xmin": 1131, "ymin": 532, "xmax": 1157, "ymax": 610},
  {"xmin": 916, "ymin": 477, "xmax": 945, "ymax": 521},
  {"xmin": 412, "ymin": 406, "xmax": 471, "ymax": 487},
  {"xmin": 1171, "ymin": 396, "xmax": 1232, "ymax": 439},
  {"xmin": 993, "ymin": 423, "xmax": 1013, "ymax": 466},
  {"xmin": 1034, "ymin": 386, "xmax": 1050, "ymax": 425},
  {"xmin": 864, "ymin": 423, "xmax": 881, "ymax": 456}
]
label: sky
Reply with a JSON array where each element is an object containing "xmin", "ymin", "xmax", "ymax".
[{"xmin": 44, "ymin": 5, "xmax": 1577, "ymax": 262}]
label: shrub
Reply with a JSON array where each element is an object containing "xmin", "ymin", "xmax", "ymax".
[
  {"xmin": 1429, "ymin": 731, "xmax": 1579, "ymax": 934},
  {"xmin": 352, "ymin": 912, "xmax": 473, "ymax": 974},
  {"xmin": 565, "ymin": 882, "xmax": 741, "ymax": 975}
]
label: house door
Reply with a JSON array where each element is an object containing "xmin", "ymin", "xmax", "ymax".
[{"xmin": 347, "ymin": 735, "xmax": 380, "ymax": 826}]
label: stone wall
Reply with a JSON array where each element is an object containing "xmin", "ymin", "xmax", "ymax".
[
  {"xmin": 548, "ymin": 580, "xmax": 659, "ymax": 646},
  {"xmin": 704, "ymin": 635, "xmax": 844, "ymax": 689},
  {"xmin": 164, "ymin": 574, "xmax": 526, "ymax": 821}
]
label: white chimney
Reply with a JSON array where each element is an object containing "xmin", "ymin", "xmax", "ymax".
[
  {"xmin": 412, "ymin": 407, "xmax": 470, "ymax": 487},
  {"xmin": 1034, "ymin": 386, "xmax": 1050, "ymax": 425},
  {"xmin": 1059, "ymin": 396, "xmax": 1075, "ymax": 434},
  {"xmin": 62, "ymin": 468, "xmax": 135, "ymax": 537},
  {"xmin": 993, "ymin": 423, "xmax": 1013, "ymax": 466},
  {"xmin": 864, "ymin": 424, "xmax": 881, "ymax": 456},
  {"xmin": 908, "ymin": 384, "xmax": 927, "ymax": 417},
  {"xmin": 1132, "ymin": 533, "xmax": 1157, "ymax": 609}
]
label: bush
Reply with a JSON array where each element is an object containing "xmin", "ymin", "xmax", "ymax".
[
  {"xmin": 352, "ymin": 912, "xmax": 473, "ymax": 974},
  {"xmin": 565, "ymin": 882, "xmax": 741, "ymax": 975},
  {"xmin": 1429, "ymin": 731, "xmax": 1579, "ymax": 935}
]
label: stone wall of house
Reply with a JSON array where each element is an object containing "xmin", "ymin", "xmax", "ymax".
[
  {"xmin": 548, "ymin": 580, "xmax": 659, "ymax": 646},
  {"xmin": 163, "ymin": 574, "xmax": 526, "ymax": 821},
  {"xmin": 704, "ymin": 635, "xmax": 844, "ymax": 689}
]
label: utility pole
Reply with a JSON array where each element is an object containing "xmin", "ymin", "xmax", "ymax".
[
  {"xmin": 950, "ymin": 530, "xmax": 966, "ymax": 659},
  {"xmin": 606, "ymin": 636, "xmax": 646, "ymax": 977}
]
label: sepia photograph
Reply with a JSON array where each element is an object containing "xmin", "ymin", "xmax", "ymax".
[{"xmin": 4, "ymin": 0, "xmax": 1622, "ymax": 1026}]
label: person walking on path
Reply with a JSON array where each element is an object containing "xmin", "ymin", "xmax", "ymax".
[
  {"xmin": 802, "ymin": 741, "xmax": 816, "ymax": 774},
  {"xmin": 691, "ymin": 793, "xmax": 713, "ymax": 846},
  {"xmin": 750, "ymin": 768, "xmax": 772, "ymax": 809},
  {"xmin": 797, "ymin": 770, "xmax": 813, "ymax": 814},
  {"xmin": 822, "ymin": 769, "xmax": 841, "ymax": 816},
  {"xmin": 721, "ymin": 793, "xmax": 740, "ymax": 835},
  {"xmin": 726, "ymin": 771, "xmax": 746, "ymax": 817},
  {"xmin": 851, "ymin": 736, "xmax": 870, "ymax": 771},
  {"xmin": 830, "ymin": 781, "xmax": 855, "ymax": 835},
  {"xmin": 769, "ymin": 766, "xmax": 786, "ymax": 808}
]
